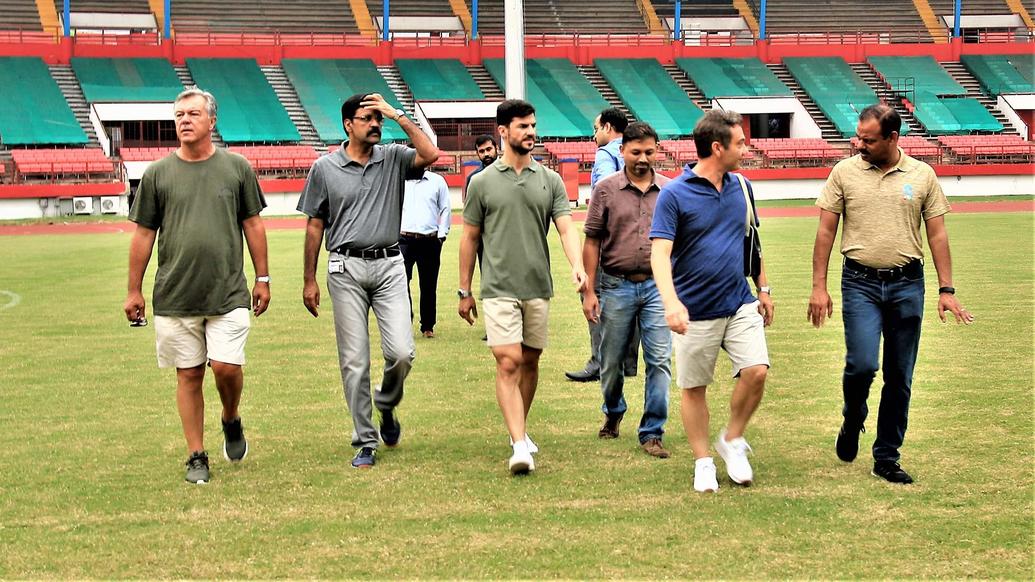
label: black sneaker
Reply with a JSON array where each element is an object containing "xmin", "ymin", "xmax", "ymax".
[
  {"xmin": 379, "ymin": 409, "xmax": 402, "ymax": 447},
  {"xmin": 185, "ymin": 450, "xmax": 210, "ymax": 484},
  {"xmin": 222, "ymin": 417, "xmax": 248, "ymax": 462},
  {"xmin": 351, "ymin": 447, "xmax": 376, "ymax": 469},
  {"xmin": 872, "ymin": 461, "xmax": 914, "ymax": 484},
  {"xmin": 835, "ymin": 422, "xmax": 865, "ymax": 462}
]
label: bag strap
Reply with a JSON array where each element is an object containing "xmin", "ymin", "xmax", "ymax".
[{"xmin": 734, "ymin": 172, "xmax": 753, "ymax": 234}]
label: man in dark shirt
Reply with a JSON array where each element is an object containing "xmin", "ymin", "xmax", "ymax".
[{"xmin": 582, "ymin": 122, "xmax": 672, "ymax": 459}]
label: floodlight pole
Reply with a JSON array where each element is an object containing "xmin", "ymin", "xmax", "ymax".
[
  {"xmin": 383, "ymin": 0, "xmax": 390, "ymax": 42},
  {"xmin": 673, "ymin": 1, "xmax": 681, "ymax": 41},
  {"xmin": 164, "ymin": 0, "xmax": 171, "ymax": 39},
  {"xmin": 504, "ymin": 0, "xmax": 526, "ymax": 100},
  {"xmin": 63, "ymin": 0, "xmax": 70, "ymax": 36},
  {"xmin": 759, "ymin": 0, "xmax": 767, "ymax": 40},
  {"xmin": 953, "ymin": 0, "xmax": 961, "ymax": 38},
  {"xmin": 472, "ymin": 0, "xmax": 479, "ymax": 39}
]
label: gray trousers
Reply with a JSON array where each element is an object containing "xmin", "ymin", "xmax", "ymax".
[{"xmin": 327, "ymin": 253, "xmax": 415, "ymax": 449}]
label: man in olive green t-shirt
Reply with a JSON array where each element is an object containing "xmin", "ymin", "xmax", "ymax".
[
  {"xmin": 124, "ymin": 87, "xmax": 270, "ymax": 485},
  {"xmin": 808, "ymin": 104, "xmax": 973, "ymax": 485},
  {"xmin": 458, "ymin": 99, "xmax": 587, "ymax": 476}
]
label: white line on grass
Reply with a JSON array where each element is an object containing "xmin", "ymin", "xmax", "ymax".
[{"xmin": 0, "ymin": 290, "xmax": 21, "ymax": 310}]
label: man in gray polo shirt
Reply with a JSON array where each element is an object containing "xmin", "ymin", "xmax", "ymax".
[{"xmin": 298, "ymin": 92, "xmax": 438, "ymax": 469}]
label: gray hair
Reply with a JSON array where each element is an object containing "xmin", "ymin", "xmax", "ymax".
[{"xmin": 175, "ymin": 86, "xmax": 217, "ymax": 118}]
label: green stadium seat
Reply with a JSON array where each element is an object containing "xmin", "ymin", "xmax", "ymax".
[
  {"xmin": 484, "ymin": 58, "xmax": 608, "ymax": 139},
  {"xmin": 783, "ymin": 57, "xmax": 886, "ymax": 138},
  {"xmin": 281, "ymin": 59, "xmax": 408, "ymax": 144},
  {"xmin": 960, "ymin": 55, "xmax": 1035, "ymax": 95},
  {"xmin": 868, "ymin": 56, "xmax": 965, "ymax": 97},
  {"xmin": 0, "ymin": 57, "xmax": 88, "ymax": 145},
  {"xmin": 185, "ymin": 58, "xmax": 299, "ymax": 143},
  {"xmin": 594, "ymin": 58, "xmax": 702, "ymax": 138},
  {"xmin": 71, "ymin": 58, "xmax": 184, "ymax": 103},
  {"xmin": 395, "ymin": 59, "xmax": 483, "ymax": 101},
  {"xmin": 676, "ymin": 58, "xmax": 792, "ymax": 99},
  {"xmin": 912, "ymin": 96, "xmax": 1003, "ymax": 135}
]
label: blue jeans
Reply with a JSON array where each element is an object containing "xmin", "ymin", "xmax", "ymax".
[
  {"xmin": 841, "ymin": 263, "xmax": 925, "ymax": 462},
  {"xmin": 598, "ymin": 273, "xmax": 672, "ymax": 443}
]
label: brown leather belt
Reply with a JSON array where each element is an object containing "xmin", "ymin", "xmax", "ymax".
[
  {"xmin": 605, "ymin": 270, "xmax": 652, "ymax": 283},
  {"xmin": 400, "ymin": 231, "xmax": 438, "ymax": 239}
]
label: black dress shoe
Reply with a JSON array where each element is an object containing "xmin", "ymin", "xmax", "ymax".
[
  {"xmin": 565, "ymin": 368, "xmax": 600, "ymax": 382},
  {"xmin": 872, "ymin": 461, "xmax": 914, "ymax": 484},
  {"xmin": 835, "ymin": 422, "xmax": 865, "ymax": 462}
]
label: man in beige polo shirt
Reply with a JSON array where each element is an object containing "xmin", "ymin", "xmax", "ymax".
[{"xmin": 808, "ymin": 104, "xmax": 973, "ymax": 485}]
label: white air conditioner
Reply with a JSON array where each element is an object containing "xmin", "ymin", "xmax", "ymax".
[
  {"xmin": 72, "ymin": 196, "xmax": 93, "ymax": 215},
  {"xmin": 100, "ymin": 196, "xmax": 119, "ymax": 214}
]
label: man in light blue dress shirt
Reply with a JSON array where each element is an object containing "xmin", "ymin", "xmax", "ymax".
[{"xmin": 400, "ymin": 170, "xmax": 451, "ymax": 338}]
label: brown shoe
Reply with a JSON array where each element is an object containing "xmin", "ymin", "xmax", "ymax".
[
  {"xmin": 641, "ymin": 438, "xmax": 670, "ymax": 459},
  {"xmin": 598, "ymin": 413, "xmax": 623, "ymax": 439},
  {"xmin": 422, "ymin": 330, "xmax": 435, "ymax": 338}
]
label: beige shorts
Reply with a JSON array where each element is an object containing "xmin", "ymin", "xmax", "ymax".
[
  {"xmin": 154, "ymin": 307, "xmax": 251, "ymax": 369},
  {"xmin": 482, "ymin": 297, "xmax": 550, "ymax": 349},
  {"xmin": 673, "ymin": 301, "xmax": 769, "ymax": 388}
]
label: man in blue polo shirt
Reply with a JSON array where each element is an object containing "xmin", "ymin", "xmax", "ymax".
[{"xmin": 650, "ymin": 109, "xmax": 774, "ymax": 493}]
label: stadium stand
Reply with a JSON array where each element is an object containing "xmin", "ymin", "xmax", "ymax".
[
  {"xmin": 594, "ymin": 58, "xmax": 704, "ymax": 138},
  {"xmin": 761, "ymin": 0, "xmax": 933, "ymax": 43},
  {"xmin": 372, "ymin": 0, "xmax": 454, "ymax": 16},
  {"xmin": 11, "ymin": 148, "xmax": 115, "ymax": 180},
  {"xmin": 676, "ymin": 58, "xmax": 792, "ymax": 98},
  {"xmin": 960, "ymin": 54, "xmax": 1035, "ymax": 95},
  {"xmin": 659, "ymin": 139, "xmax": 701, "ymax": 165},
  {"xmin": 927, "ymin": 0, "xmax": 1016, "ymax": 16},
  {"xmin": 782, "ymin": 57, "xmax": 881, "ymax": 138},
  {"xmin": 484, "ymin": 58, "xmax": 609, "ymax": 138},
  {"xmin": 653, "ymin": 0, "xmax": 740, "ymax": 17},
  {"xmin": 170, "ymin": 0, "xmax": 359, "ymax": 34},
  {"xmin": 395, "ymin": 59, "xmax": 484, "ymax": 101},
  {"xmin": 473, "ymin": 0, "xmax": 648, "ymax": 34},
  {"xmin": 543, "ymin": 141, "xmax": 597, "ymax": 164},
  {"xmin": 61, "ymin": 0, "xmax": 152, "ymax": 14},
  {"xmin": 120, "ymin": 146, "xmax": 177, "ymax": 161},
  {"xmin": 751, "ymin": 138, "xmax": 844, "ymax": 167},
  {"xmin": 228, "ymin": 144, "xmax": 319, "ymax": 174},
  {"xmin": 70, "ymin": 58, "xmax": 183, "ymax": 102},
  {"xmin": 897, "ymin": 135, "xmax": 943, "ymax": 162},
  {"xmin": 0, "ymin": 57, "xmax": 88, "ymax": 145},
  {"xmin": 868, "ymin": 56, "xmax": 966, "ymax": 96},
  {"xmin": 281, "ymin": 59, "xmax": 408, "ymax": 144},
  {"xmin": 185, "ymin": 58, "xmax": 300, "ymax": 143},
  {"xmin": 938, "ymin": 134, "xmax": 1035, "ymax": 162},
  {"xmin": 911, "ymin": 96, "xmax": 1004, "ymax": 134},
  {"xmin": 0, "ymin": 0, "xmax": 43, "ymax": 31}
]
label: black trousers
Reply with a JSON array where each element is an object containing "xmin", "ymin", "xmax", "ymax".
[{"xmin": 399, "ymin": 235, "xmax": 443, "ymax": 333}]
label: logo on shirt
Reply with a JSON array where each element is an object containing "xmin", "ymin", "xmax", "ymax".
[{"xmin": 902, "ymin": 183, "xmax": 914, "ymax": 201}]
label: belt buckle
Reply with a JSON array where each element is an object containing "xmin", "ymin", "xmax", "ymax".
[{"xmin": 875, "ymin": 267, "xmax": 896, "ymax": 281}]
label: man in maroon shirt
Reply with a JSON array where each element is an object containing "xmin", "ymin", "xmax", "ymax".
[{"xmin": 581, "ymin": 122, "xmax": 673, "ymax": 458}]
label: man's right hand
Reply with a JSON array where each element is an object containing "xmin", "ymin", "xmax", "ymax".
[
  {"xmin": 458, "ymin": 296, "xmax": 477, "ymax": 325},
  {"xmin": 303, "ymin": 280, "xmax": 320, "ymax": 317},
  {"xmin": 582, "ymin": 291, "xmax": 600, "ymax": 323},
  {"xmin": 807, "ymin": 287, "xmax": 833, "ymax": 328},
  {"xmin": 665, "ymin": 303, "xmax": 690, "ymax": 335},
  {"xmin": 124, "ymin": 291, "xmax": 146, "ymax": 323}
]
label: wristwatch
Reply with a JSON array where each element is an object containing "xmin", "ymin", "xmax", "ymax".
[
  {"xmin": 457, "ymin": 289, "xmax": 472, "ymax": 299},
  {"xmin": 938, "ymin": 286, "xmax": 956, "ymax": 295},
  {"xmin": 256, "ymin": 275, "xmax": 271, "ymax": 284},
  {"xmin": 393, "ymin": 108, "xmax": 406, "ymax": 121},
  {"xmin": 758, "ymin": 286, "xmax": 771, "ymax": 295}
]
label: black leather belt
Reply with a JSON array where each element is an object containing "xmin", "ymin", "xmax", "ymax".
[
  {"xmin": 604, "ymin": 270, "xmax": 653, "ymax": 283},
  {"xmin": 334, "ymin": 245, "xmax": 401, "ymax": 260},
  {"xmin": 400, "ymin": 231, "xmax": 438, "ymax": 239},
  {"xmin": 844, "ymin": 257, "xmax": 923, "ymax": 281}
]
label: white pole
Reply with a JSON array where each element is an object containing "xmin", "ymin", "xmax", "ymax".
[{"xmin": 504, "ymin": 0, "xmax": 526, "ymax": 100}]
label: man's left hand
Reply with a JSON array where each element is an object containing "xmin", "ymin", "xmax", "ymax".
[
  {"xmin": 938, "ymin": 293, "xmax": 974, "ymax": 324},
  {"xmin": 757, "ymin": 292, "xmax": 774, "ymax": 327},
  {"xmin": 252, "ymin": 282, "xmax": 270, "ymax": 316}
]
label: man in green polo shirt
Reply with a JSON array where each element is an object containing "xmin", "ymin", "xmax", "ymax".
[
  {"xmin": 808, "ymin": 104, "xmax": 973, "ymax": 485},
  {"xmin": 458, "ymin": 99, "xmax": 588, "ymax": 475}
]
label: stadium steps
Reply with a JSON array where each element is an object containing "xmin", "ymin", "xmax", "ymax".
[
  {"xmin": 466, "ymin": 64, "xmax": 504, "ymax": 99},
  {"xmin": 849, "ymin": 63, "xmax": 927, "ymax": 137},
  {"xmin": 662, "ymin": 64, "xmax": 712, "ymax": 111},
  {"xmin": 172, "ymin": 64, "xmax": 224, "ymax": 146},
  {"xmin": 763, "ymin": 0, "xmax": 932, "ymax": 42},
  {"xmin": 47, "ymin": 65, "xmax": 99, "ymax": 147},
  {"xmin": 767, "ymin": 62, "xmax": 844, "ymax": 143},
  {"xmin": 576, "ymin": 65, "xmax": 633, "ymax": 121},
  {"xmin": 260, "ymin": 65, "xmax": 325, "ymax": 150},
  {"xmin": 0, "ymin": 0, "xmax": 44, "ymax": 31},
  {"xmin": 939, "ymin": 61, "xmax": 1017, "ymax": 136},
  {"xmin": 377, "ymin": 65, "xmax": 415, "ymax": 117}
]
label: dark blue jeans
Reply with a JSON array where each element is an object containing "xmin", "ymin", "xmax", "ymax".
[
  {"xmin": 598, "ymin": 273, "xmax": 672, "ymax": 443},
  {"xmin": 841, "ymin": 263, "xmax": 925, "ymax": 462}
]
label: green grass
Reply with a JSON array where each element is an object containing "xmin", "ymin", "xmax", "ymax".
[{"xmin": 0, "ymin": 212, "xmax": 1031, "ymax": 578}]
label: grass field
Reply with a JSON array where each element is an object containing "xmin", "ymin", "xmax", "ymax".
[{"xmin": 0, "ymin": 211, "xmax": 1031, "ymax": 578}]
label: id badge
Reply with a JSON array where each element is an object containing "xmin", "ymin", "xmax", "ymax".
[{"xmin": 328, "ymin": 258, "xmax": 345, "ymax": 274}]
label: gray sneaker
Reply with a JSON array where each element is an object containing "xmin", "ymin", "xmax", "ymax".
[
  {"xmin": 185, "ymin": 451, "xmax": 210, "ymax": 484},
  {"xmin": 222, "ymin": 417, "xmax": 248, "ymax": 462}
]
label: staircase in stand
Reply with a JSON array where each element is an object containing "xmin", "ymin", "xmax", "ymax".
[
  {"xmin": 261, "ymin": 64, "xmax": 324, "ymax": 149},
  {"xmin": 767, "ymin": 62, "xmax": 846, "ymax": 144},
  {"xmin": 48, "ymin": 64, "xmax": 99, "ymax": 147},
  {"xmin": 577, "ymin": 65, "xmax": 632, "ymax": 121},
  {"xmin": 663, "ymin": 64, "xmax": 712, "ymax": 111},
  {"xmin": 850, "ymin": 63, "xmax": 927, "ymax": 137},
  {"xmin": 940, "ymin": 61, "xmax": 1016, "ymax": 135}
]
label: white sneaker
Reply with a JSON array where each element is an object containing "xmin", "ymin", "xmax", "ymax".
[
  {"xmin": 715, "ymin": 428, "xmax": 754, "ymax": 485},
  {"xmin": 508, "ymin": 449, "xmax": 535, "ymax": 474},
  {"xmin": 509, "ymin": 434, "xmax": 539, "ymax": 455},
  {"xmin": 694, "ymin": 457, "xmax": 719, "ymax": 493}
]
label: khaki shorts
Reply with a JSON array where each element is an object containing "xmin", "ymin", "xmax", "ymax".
[
  {"xmin": 154, "ymin": 307, "xmax": 251, "ymax": 369},
  {"xmin": 482, "ymin": 297, "xmax": 550, "ymax": 349},
  {"xmin": 673, "ymin": 301, "xmax": 769, "ymax": 388}
]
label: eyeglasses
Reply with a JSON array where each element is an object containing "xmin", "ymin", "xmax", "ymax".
[{"xmin": 351, "ymin": 114, "xmax": 383, "ymax": 123}]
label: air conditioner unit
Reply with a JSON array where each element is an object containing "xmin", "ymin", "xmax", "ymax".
[
  {"xmin": 100, "ymin": 196, "xmax": 119, "ymax": 214},
  {"xmin": 72, "ymin": 196, "xmax": 93, "ymax": 215}
]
